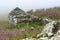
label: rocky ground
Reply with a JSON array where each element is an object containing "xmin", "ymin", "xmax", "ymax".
[{"xmin": 21, "ymin": 20, "xmax": 60, "ymax": 40}]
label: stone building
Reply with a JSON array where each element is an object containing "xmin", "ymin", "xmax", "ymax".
[
  {"xmin": 8, "ymin": 7, "xmax": 27, "ymax": 23},
  {"xmin": 8, "ymin": 7, "xmax": 49, "ymax": 26}
]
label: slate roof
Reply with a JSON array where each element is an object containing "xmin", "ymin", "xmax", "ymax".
[{"xmin": 9, "ymin": 7, "xmax": 26, "ymax": 16}]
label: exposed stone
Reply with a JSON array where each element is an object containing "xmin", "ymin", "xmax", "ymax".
[
  {"xmin": 22, "ymin": 38, "xmax": 37, "ymax": 40},
  {"xmin": 37, "ymin": 21, "xmax": 60, "ymax": 40},
  {"xmin": 8, "ymin": 7, "xmax": 49, "ymax": 26},
  {"xmin": 8, "ymin": 7, "xmax": 27, "ymax": 23},
  {"xmin": 37, "ymin": 21, "xmax": 55, "ymax": 38}
]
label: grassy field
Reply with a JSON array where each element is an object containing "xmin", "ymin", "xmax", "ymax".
[{"xmin": 0, "ymin": 21, "xmax": 44, "ymax": 40}]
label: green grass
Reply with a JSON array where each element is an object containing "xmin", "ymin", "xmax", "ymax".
[
  {"xmin": 0, "ymin": 22, "xmax": 4, "ymax": 26},
  {"xmin": 6, "ymin": 22, "xmax": 44, "ymax": 30},
  {"xmin": 0, "ymin": 21, "xmax": 44, "ymax": 39}
]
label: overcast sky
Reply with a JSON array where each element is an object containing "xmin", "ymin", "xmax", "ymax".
[{"xmin": 0, "ymin": 0, "xmax": 60, "ymax": 16}]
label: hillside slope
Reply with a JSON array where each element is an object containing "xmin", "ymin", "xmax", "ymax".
[{"xmin": 27, "ymin": 7, "xmax": 60, "ymax": 20}]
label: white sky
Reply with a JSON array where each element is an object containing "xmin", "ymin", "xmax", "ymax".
[{"xmin": 0, "ymin": 0, "xmax": 60, "ymax": 16}]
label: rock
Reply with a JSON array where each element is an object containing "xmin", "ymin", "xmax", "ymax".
[
  {"xmin": 8, "ymin": 7, "xmax": 27, "ymax": 23},
  {"xmin": 31, "ymin": 27, "xmax": 35, "ymax": 30},
  {"xmin": 48, "ymin": 32, "xmax": 53, "ymax": 37},
  {"xmin": 49, "ymin": 37, "xmax": 55, "ymax": 40},
  {"xmin": 13, "ymin": 18, "xmax": 18, "ymax": 26},
  {"xmin": 38, "ymin": 37, "xmax": 49, "ymax": 40},
  {"xmin": 49, "ymin": 35, "xmax": 60, "ymax": 40},
  {"xmin": 37, "ymin": 21, "xmax": 56, "ymax": 38},
  {"xmin": 22, "ymin": 38, "xmax": 37, "ymax": 40},
  {"xmin": 21, "ymin": 28, "xmax": 26, "ymax": 32}
]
